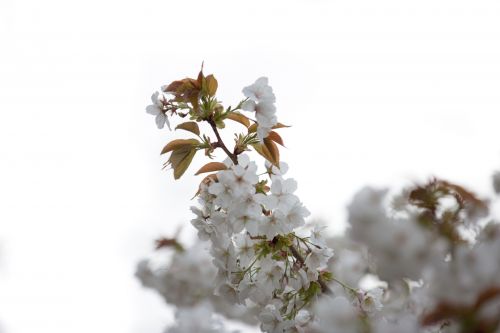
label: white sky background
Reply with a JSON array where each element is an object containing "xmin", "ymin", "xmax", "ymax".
[{"xmin": 0, "ymin": 0, "xmax": 499, "ymax": 332}]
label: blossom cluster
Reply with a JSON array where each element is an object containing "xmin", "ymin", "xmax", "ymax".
[
  {"xmin": 241, "ymin": 77, "xmax": 277, "ymax": 141},
  {"xmin": 141, "ymin": 69, "xmax": 500, "ymax": 333},
  {"xmin": 136, "ymin": 241, "xmax": 258, "ymax": 326},
  {"xmin": 309, "ymin": 181, "xmax": 500, "ymax": 333},
  {"xmin": 164, "ymin": 302, "xmax": 235, "ymax": 333},
  {"xmin": 191, "ymin": 154, "xmax": 335, "ymax": 333}
]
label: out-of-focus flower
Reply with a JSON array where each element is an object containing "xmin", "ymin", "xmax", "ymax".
[{"xmin": 493, "ymin": 171, "xmax": 500, "ymax": 194}]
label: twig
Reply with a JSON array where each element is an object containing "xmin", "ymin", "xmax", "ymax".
[
  {"xmin": 208, "ymin": 119, "xmax": 238, "ymax": 164},
  {"xmin": 289, "ymin": 245, "xmax": 332, "ymax": 295}
]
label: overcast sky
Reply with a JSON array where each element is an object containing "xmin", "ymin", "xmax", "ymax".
[{"xmin": 0, "ymin": 0, "xmax": 499, "ymax": 332}]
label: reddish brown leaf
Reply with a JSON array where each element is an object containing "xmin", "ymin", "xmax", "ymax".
[
  {"xmin": 272, "ymin": 122, "xmax": 291, "ymax": 129},
  {"xmin": 267, "ymin": 131, "xmax": 285, "ymax": 146},
  {"xmin": 264, "ymin": 138, "xmax": 280, "ymax": 166},
  {"xmin": 175, "ymin": 122, "xmax": 200, "ymax": 136},
  {"xmin": 195, "ymin": 162, "xmax": 227, "ymax": 175},
  {"xmin": 227, "ymin": 112, "xmax": 250, "ymax": 128}
]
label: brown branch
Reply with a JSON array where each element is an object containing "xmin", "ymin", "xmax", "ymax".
[
  {"xmin": 289, "ymin": 245, "xmax": 332, "ymax": 295},
  {"xmin": 208, "ymin": 119, "xmax": 238, "ymax": 164}
]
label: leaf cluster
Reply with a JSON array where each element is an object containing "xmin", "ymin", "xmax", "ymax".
[{"xmin": 157, "ymin": 66, "xmax": 289, "ymax": 180}]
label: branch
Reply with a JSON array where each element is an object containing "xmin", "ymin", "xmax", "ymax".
[
  {"xmin": 289, "ymin": 245, "xmax": 332, "ymax": 295},
  {"xmin": 208, "ymin": 119, "xmax": 238, "ymax": 164}
]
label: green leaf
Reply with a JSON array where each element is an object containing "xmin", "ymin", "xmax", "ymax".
[
  {"xmin": 215, "ymin": 120, "xmax": 225, "ymax": 129},
  {"xmin": 169, "ymin": 145, "xmax": 197, "ymax": 180},
  {"xmin": 168, "ymin": 145, "xmax": 190, "ymax": 167},
  {"xmin": 302, "ymin": 281, "xmax": 321, "ymax": 304},
  {"xmin": 319, "ymin": 271, "xmax": 333, "ymax": 282},
  {"xmin": 255, "ymin": 241, "xmax": 272, "ymax": 258},
  {"xmin": 175, "ymin": 121, "xmax": 200, "ymax": 136}
]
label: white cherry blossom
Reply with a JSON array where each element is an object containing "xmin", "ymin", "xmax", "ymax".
[
  {"xmin": 146, "ymin": 91, "xmax": 171, "ymax": 129},
  {"xmin": 493, "ymin": 170, "xmax": 500, "ymax": 194},
  {"xmin": 234, "ymin": 233, "xmax": 256, "ymax": 268},
  {"xmin": 242, "ymin": 77, "xmax": 278, "ymax": 141},
  {"xmin": 259, "ymin": 304, "xmax": 293, "ymax": 333},
  {"xmin": 165, "ymin": 302, "xmax": 231, "ymax": 333},
  {"xmin": 242, "ymin": 77, "xmax": 276, "ymax": 103},
  {"xmin": 304, "ymin": 246, "xmax": 334, "ymax": 275},
  {"xmin": 144, "ymin": 74, "xmax": 500, "ymax": 333},
  {"xmin": 256, "ymin": 257, "xmax": 285, "ymax": 295}
]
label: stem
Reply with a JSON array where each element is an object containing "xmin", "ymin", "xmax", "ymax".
[
  {"xmin": 332, "ymin": 276, "xmax": 357, "ymax": 294},
  {"xmin": 248, "ymin": 233, "xmax": 267, "ymax": 240},
  {"xmin": 208, "ymin": 119, "xmax": 238, "ymax": 164},
  {"xmin": 289, "ymin": 245, "xmax": 332, "ymax": 295},
  {"xmin": 242, "ymin": 256, "xmax": 260, "ymax": 275}
]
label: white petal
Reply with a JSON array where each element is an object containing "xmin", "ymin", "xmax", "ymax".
[
  {"xmin": 241, "ymin": 100, "xmax": 256, "ymax": 112},
  {"xmin": 155, "ymin": 113, "xmax": 165, "ymax": 129},
  {"xmin": 150, "ymin": 91, "xmax": 159, "ymax": 103},
  {"xmin": 145, "ymin": 104, "xmax": 159, "ymax": 116},
  {"xmin": 255, "ymin": 77, "xmax": 269, "ymax": 86}
]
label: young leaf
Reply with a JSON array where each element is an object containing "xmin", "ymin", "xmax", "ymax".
[
  {"xmin": 226, "ymin": 112, "xmax": 250, "ymax": 128},
  {"xmin": 195, "ymin": 162, "xmax": 227, "ymax": 175},
  {"xmin": 163, "ymin": 80, "xmax": 183, "ymax": 93},
  {"xmin": 248, "ymin": 122, "xmax": 289, "ymax": 134},
  {"xmin": 215, "ymin": 120, "xmax": 225, "ymax": 129},
  {"xmin": 273, "ymin": 122, "xmax": 290, "ymax": 129},
  {"xmin": 169, "ymin": 145, "xmax": 197, "ymax": 180},
  {"xmin": 161, "ymin": 139, "xmax": 200, "ymax": 155},
  {"xmin": 197, "ymin": 66, "xmax": 204, "ymax": 87},
  {"xmin": 251, "ymin": 143, "xmax": 270, "ymax": 162},
  {"xmin": 252, "ymin": 140, "xmax": 280, "ymax": 167},
  {"xmin": 163, "ymin": 77, "xmax": 201, "ymax": 112},
  {"xmin": 175, "ymin": 149, "xmax": 196, "ymax": 179},
  {"xmin": 205, "ymin": 74, "xmax": 218, "ymax": 97},
  {"xmin": 267, "ymin": 131, "xmax": 285, "ymax": 146},
  {"xmin": 264, "ymin": 138, "xmax": 280, "ymax": 166},
  {"xmin": 248, "ymin": 123, "xmax": 258, "ymax": 133},
  {"xmin": 175, "ymin": 122, "xmax": 200, "ymax": 136},
  {"xmin": 187, "ymin": 78, "xmax": 201, "ymax": 90},
  {"xmin": 168, "ymin": 145, "xmax": 192, "ymax": 167}
]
